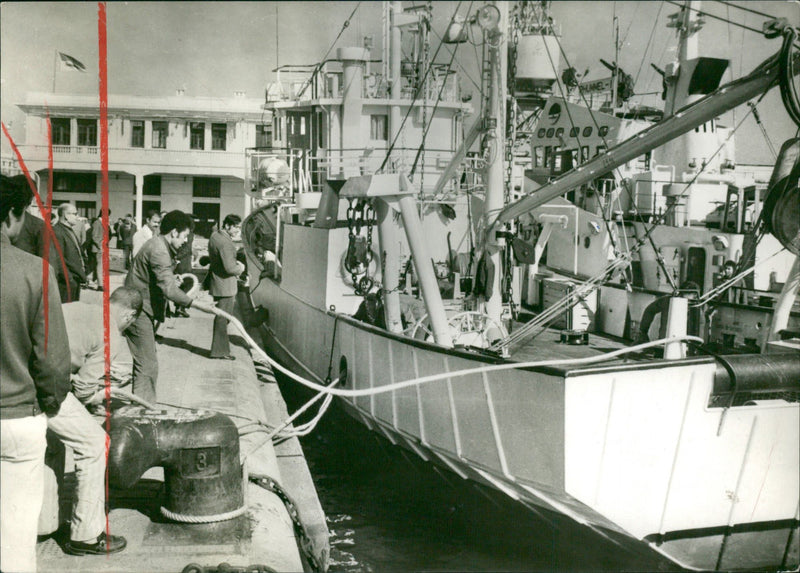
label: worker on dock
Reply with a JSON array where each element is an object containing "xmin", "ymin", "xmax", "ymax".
[
  {"xmin": 62, "ymin": 287, "xmax": 141, "ymax": 413},
  {"xmin": 1, "ymin": 175, "xmax": 71, "ymax": 573},
  {"xmin": 208, "ymin": 214, "xmax": 245, "ymax": 360},
  {"xmin": 124, "ymin": 210, "xmax": 216, "ymax": 403}
]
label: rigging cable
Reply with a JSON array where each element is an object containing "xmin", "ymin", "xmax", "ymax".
[
  {"xmin": 714, "ymin": 0, "xmax": 777, "ymax": 21},
  {"xmin": 664, "ymin": 0, "xmax": 770, "ymax": 37},
  {"xmin": 633, "ymin": 1, "xmax": 665, "ymax": 87},
  {"xmin": 295, "ymin": 2, "xmax": 363, "ymax": 100},
  {"xmin": 410, "ymin": 3, "xmax": 471, "ymax": 179},
  {"xmin": 379, "ymin": 1, "xmax": 465, "ymax": 172},
  {"xmin": 541, "ymin": 22, "xmax": 676, "ymax": 290}
]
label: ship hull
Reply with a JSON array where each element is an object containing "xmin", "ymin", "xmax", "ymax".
[{"xmin": 246, "ymin": 255, "xmax": 799, "ymax": 571}]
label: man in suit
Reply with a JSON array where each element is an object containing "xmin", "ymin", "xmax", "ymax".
[
  {"xmin": 124, "ymin": 210, "xmax": 216, "ymax": 402},
  {"xmin": 53, "ymin": 203, "xmax": 87, "ymax": 303},
  {"xmin": 208, "ymin": 214, "xmax": 245, "ymax": 359},
  {"xmin": 87, "ymin": 212, "xmax": 109, "ymax": 290},
  {"xmin": 1, "ymin": 174, "xmax": 71, "ymax": 573},
  {"xmin": 13, "ymin": 205, "xmax": 45, "ymax": 256},
  {"xmin": 118, "ymin": 213, "xmax": 136, "ymax": 270}
]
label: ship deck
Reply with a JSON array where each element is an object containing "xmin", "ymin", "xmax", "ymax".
[{"xmin": 509, "ymin": 323, "xmax": 635, "ymax": 365}]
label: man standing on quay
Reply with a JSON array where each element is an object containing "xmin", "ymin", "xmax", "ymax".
[{"xmin": 208, "ymin": 214, "xmax": 245, "ymax": 359}]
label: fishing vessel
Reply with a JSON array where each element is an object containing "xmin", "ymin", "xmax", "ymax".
[{"xmin": 241, "ymin": 2, "xmax": 800, "ymax": 570}]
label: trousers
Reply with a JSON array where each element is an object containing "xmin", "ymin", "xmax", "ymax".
[
  {"xmin": 46, "ymin": 393, "xmax": 107, "ymax": 542},
  {"xmin": 125, "ymin": 311, "xmax": 158, "ymax": 404},
  {"xmin": 210, "ymin": 295, "xmax": 236, "ymax": 358},
  {"xmin": 1, "ymin": 413, "xmax": 47, "ymax": 573}
]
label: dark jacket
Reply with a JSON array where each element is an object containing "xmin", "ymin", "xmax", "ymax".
[
  {"xmin": 12, "ymin": 211, "xmax": 45, "ymax": 257},
  {"xmin": 208, "ymin": 230, "xmax": 240, "ymax": 297},
  {"xmin": 0, "ymin": 234, "xmax": 71, "ymax": 419},
  {"xmin": 125, "ymin": 235, "xmax": 193, "ymax": 321},
  {"xmin": 52, "ymin": 220, "xmax": 86, "ymax": 284},
  {"xmin": 89, "ymin": 217, "xmax": 105, "ymax": 254},
  {"xmin": 118, "ymin": 220, "xmax": 135, "ymax": 248}
]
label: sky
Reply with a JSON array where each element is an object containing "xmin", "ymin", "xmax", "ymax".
[{"xmin": 1, "ymin": 1, "xmax": 798, "ymax": 164}]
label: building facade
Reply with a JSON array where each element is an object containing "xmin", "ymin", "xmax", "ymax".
[{"xmin": 16, "ymin": 91, "xmax": 269, "ymax": 233}]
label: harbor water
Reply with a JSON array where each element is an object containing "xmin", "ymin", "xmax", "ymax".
[{"xmin": 276, "ymin": 375, "xmax": 676, "ymax": 573}]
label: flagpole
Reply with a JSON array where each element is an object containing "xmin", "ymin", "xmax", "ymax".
[{"xmin": 52, "ymin": 50, "xmax": 57, "ymax": 93}]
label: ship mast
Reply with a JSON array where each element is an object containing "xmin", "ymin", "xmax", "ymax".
[{"xmin": 481, "ymin": 2, "xmax": 509, "ymax": 327}]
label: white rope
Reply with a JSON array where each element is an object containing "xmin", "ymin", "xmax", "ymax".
[
  {"xmin": 160, "ymin": 503, "xmax": 247, "ymax": 523},
  {"xmin": 214, "ymin": 301, "xmax": 703, "ymax": 399}
]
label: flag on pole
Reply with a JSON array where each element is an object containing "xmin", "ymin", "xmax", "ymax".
[{"xmin": 58, "ymin": 52, "xmax": 86, "ymax": 72}]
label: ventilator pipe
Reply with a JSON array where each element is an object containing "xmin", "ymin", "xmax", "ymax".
[{"xmin": 663, "ymin": 296, "xmax": 689, "ymax": 359}]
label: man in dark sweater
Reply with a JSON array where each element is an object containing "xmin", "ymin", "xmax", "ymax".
[
  {"xmin": 0, "ymin": 174, "xmax": 71, "ymax": 572},
  {"xmin": 124, "ymin": 210, "xmax": 216, "ymax": 402}
]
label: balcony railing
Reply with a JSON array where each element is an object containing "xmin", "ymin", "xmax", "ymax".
[
  {"xmin": 267, "ymin": 68, "xmax": 461, "ymax": 104},
  {"xmin": 18, "ymin": 145, "xmax": 247, "ymax": 172},
  {"xmin": 53, "ymin": 145, "xmax": 98, "ymax": 154}
]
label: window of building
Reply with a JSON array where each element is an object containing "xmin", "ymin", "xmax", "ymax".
[
  {"xmin": 136, "ymin": 200, "xmax": 161, "ymax": 217},
  {"xmin": 131, "ymin": 120, "xmax": 144, "ymax": 148},
  {"xmin": 143, "ymin": 175, "xmax": 161, "ymax": 196},
  {"xmin": 370, "ymin": 115, "xmax": 388, "ymax": 140},
  {"xmin": 299, "ymin": 116, "xmax": 306, "ymax": 136},
  {"xmin": 77, "ymin": 119, "xmax": 97, "ymax": 146},
  {"xmin": 53, "ymin": 171, "xmax": 96, "ymax": 193},
  {"xmin": 256, "ymin": 124, "xmax": 270, "ymax": 148},
  {"xmin": 152, "ymin": 121, "xmax": 168, "ymax": 148},
  {"xmin": 192, "ymin": 176, "xmax": 221, "ymax": 198},
  {"xmin": 211, "ymin": 123, "xmax": 227, "ymax": 150},
  {"xmin": 75, "ymin": 200, "xmax": 97, "ymax": 219},
  {"xmin": 190, "ymin": 122, "xmax": 205, "ymax": 150},
  {"xmin": 192, "ymin": 202, "xmax": 221, "ymax": 239},
  {"xmin": 52, "ymin": 118, "xmax": 71, "ymax": 146}
]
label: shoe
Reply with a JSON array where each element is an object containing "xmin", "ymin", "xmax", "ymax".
[
  {"xmin": 175, "ymin": 309, "xmax": 190, "ymax": 318},
  {"xmin": 64, "ymin": 532, "xmax": 127, "ymax": 556},
  {"xmin": 210, "ymin": 354, "xmax": 235, "ymax": 361}
]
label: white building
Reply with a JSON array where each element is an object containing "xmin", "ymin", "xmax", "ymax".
[
  {"xmin": 1, "ymin": 153, "xmax": 22, "ymax": 176},
  {"xmin": 16, "ymin": 91, "xmax": 269, "ymax": 233}
]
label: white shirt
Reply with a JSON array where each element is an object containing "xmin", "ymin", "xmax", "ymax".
[{"xmin": 131, "ymin": 225, "xmax": 153, "ymax": 257}]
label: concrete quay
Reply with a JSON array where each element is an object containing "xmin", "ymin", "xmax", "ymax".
[{"xmin": 36, "ymin": 271, "xmax": 329, "ymax": 572}]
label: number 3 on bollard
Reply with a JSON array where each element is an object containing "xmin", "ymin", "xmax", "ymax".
[{"xmin": 179, "ymin": 447, "xmax": 221, "ymax": 477}]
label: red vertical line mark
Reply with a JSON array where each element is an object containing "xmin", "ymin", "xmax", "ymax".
[
  {"xmin": 41, "ymin": 110, "xmax": 54, "ymax": 352},
  {"xmin": 98, "ymin": 1, "xmax": 112, "ymax": 550},
  {"xmin": 2, "ymin": 123, "xmax": 72, "ymax": 299}
]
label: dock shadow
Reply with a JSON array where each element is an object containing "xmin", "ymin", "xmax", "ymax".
[{"xmin": 156, "ymin": 335, "xmax": 211, "ymax": 358}]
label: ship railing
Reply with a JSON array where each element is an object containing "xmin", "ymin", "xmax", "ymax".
[
  {"xmin": 246, "ymin": 147, "xmax": 484, "ymax": 207},
  {"xmin": 265, "ymin": 62, "xmax": 461, "ymax": 102}
]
